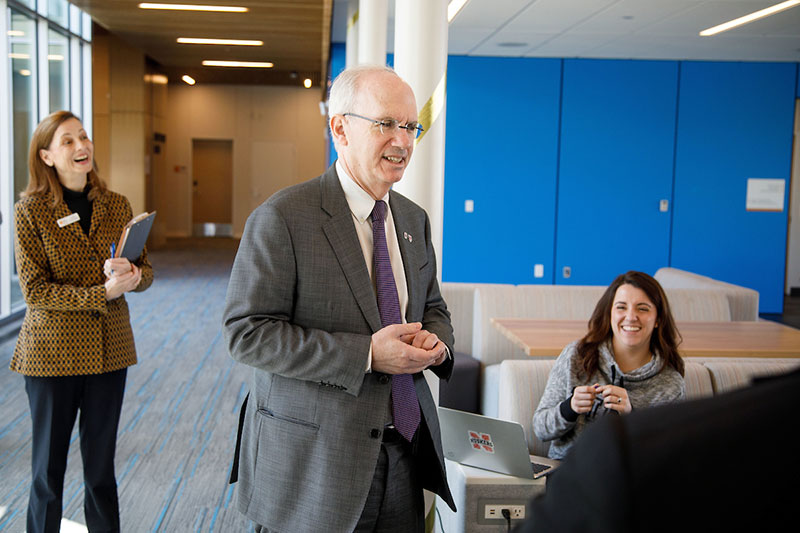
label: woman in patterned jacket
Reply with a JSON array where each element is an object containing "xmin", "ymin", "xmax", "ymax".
[{"xmin": 11, "ymin": 110, "xmax": 153, "ymax": 533}]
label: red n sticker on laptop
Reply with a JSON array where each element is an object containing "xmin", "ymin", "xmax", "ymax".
[{"xmin": 468, "ymin": 430, "xmax": 494, "ymax": 453}]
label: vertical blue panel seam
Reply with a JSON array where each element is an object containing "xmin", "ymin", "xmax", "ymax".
[
  {"xmin": 668, "ymin": 62, "xmax": 683, "ymax": 267},
  {"xmin": 552, "ymin": 59, "xmax": 565, "ymax": 284}
]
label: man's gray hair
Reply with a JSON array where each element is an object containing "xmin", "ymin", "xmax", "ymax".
[{"xmin": 327, "ymin": 65, "xmax": 400, "ymax": 119}]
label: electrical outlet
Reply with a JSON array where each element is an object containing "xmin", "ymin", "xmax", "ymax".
[{"xmin": 484, "ymin": 504, "xmax": 525, "ymax": 520}]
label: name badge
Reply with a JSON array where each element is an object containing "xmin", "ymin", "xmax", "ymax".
[{"xmin": 57, "ymin": 212, "xmax": 80, "ymax": 228}]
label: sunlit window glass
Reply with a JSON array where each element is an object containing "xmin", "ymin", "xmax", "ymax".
[
  {"xmin": 69, "ymin": 4, "xmax": 81, "ymax": 34},
  {"xmin": 48, "ymin": 0, "xmax": 69, "ymax": 28},
  {"xmin": 81, "ymin": 12, "xmax": 92, "ymax": 41},
  {"xmin": 9, "ymin": 10, "xmax": 38, "ymax": 310},
  {"xmin": 48, "ymin": 28, "xmax": 69, "ymax": 113}
]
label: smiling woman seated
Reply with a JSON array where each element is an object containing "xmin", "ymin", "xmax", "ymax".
[{"xmin": 532, "ymin": 271, "xmax": 686, "ymax": 460}]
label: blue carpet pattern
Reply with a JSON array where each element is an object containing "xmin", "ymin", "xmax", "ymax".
[{"xmin": 0, "ymin": 238, "xmax": 251, "ymax": 532}]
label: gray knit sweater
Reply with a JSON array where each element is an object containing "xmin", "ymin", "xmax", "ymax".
[{"xmin": 533, "ymin": 340, "xmax": 685, "ymax": 460}]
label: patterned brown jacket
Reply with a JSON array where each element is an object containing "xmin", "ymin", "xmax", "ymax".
[{"xmin": 11, "ymin": 189, "xmax": 154, "ymax": 377}]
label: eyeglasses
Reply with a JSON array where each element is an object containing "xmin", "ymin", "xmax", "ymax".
[{"xmin": 343, "ymin": 113, "xmax": 424, "ymax": 139}]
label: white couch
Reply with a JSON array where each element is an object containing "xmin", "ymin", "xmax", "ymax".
[{"xmin": 497, "ymin": 357, "xmax": 799, "ymax": 457}]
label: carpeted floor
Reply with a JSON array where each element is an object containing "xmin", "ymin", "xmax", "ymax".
[{"xmin": 0, "ymin": 238, "xmax": 252, "ymax": 532}]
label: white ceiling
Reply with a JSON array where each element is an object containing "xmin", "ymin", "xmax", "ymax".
[{"xmin": 332, "ymin": 0, "xmax": 800, "ymax": 62}]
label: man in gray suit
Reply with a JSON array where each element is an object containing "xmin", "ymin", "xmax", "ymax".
[{"xmin": 223, "ymin": 65, "xmax": 456, "ymax": 532}]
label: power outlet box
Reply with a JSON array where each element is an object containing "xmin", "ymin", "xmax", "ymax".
[
  {"xmin": 485, "ymin": 504, "xmax": 525, "ymax": 519},
  {"xmin": 476, "ymin": 498, "xmax": 528, "ymax": 525}
]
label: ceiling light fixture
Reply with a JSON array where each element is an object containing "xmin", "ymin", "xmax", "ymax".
[
  {"xmin": 177, "ymin": 37, "xmax": 263, "ymax": 46},
  {"xmin": 182, "ymin": 75, "xmax": 196, "ymax": 85},
  {"xmin": 447, "ymin": 0, "xmax": 470, "ymax": 23},
  {"xmin": 19, "ymin": 68, "xmax": 31, "ymax": 76},
  {"xmin": 202, "ymin": 60, "xmax": 273, "ymax": 68},
  {"xmin": 47, "ymin": 54, "xmax": 64, "ymax": 61},
  {"xmin": 303, "ymin": 78, "xmax": 312, "ymax": 88},
  {"xmin": 138, "ymin": 3, "xmax": 248, "ymax": 13},
  {"xmin": 7, "ymin": 30, "xmax": 25, "ymax": 36},
  {"xmin": 700, "ymin": 0, "xmax": 800, "ymax": 36},
  {"xmin": 8, "ymin": 52, "xmax": 30, "ymax": 59}
]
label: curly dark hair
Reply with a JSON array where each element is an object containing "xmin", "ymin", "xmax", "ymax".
[{"xmin": 576, "ymin": 271, "xmax": 684, "ymax": 379}]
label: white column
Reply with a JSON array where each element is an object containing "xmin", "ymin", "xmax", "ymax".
[
  {"xmin": 393, "ymin": 0, "xmax": 448, "ymax": 278},
  {"xmin": 357, "ymin": 0, "xmax": 388, "ymax": 66},
  {"xmin": 345, "ymin": 0, "xmax": 360, "ymax": 68},
  {"xmin": 393, "ymin": 8, "xmax": 449, "ymax": 520}
]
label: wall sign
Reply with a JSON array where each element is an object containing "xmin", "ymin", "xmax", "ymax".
[{"xmin": 746, "ymin": 178, "xmax": 785, "ymax": 212}]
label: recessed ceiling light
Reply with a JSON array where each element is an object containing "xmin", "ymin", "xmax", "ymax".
[
  {"xmin": 144, "ymin": 73, "xmax": 168, "ymax": 84},
  {"xmin": 202, "ymin": 60, "xmax": 274, "ymax": 68},
  {"xmin": 182, "ymin": 75, "xmax": 196, "ymax": 85},
  {"xmin": 303, "ymin": 78, "xmax": 312, "ymax": 88},
  {"xmin": 7, "ymin": 30, "xmax": 25, "ymax": 37},
  {"xmin": 19, "ymin": 68, "xmax": 31, "ymax": 76},
  {"xmin": 138, "ymin": 3, "xmax": 248, "ymax": 12},
  {"xmin": 177, "ymin": 37, "xmax": 263, "ymax": 46},
  {"xmin": 9, "ymin": 52, "xmax": 30, "ymax": 59},
  {"xmin": 700, "ymin": 0, "xmax": 800, "ymax": 36},
  {"xmin": 47, "ymin": 54, "xmax": 64, "ymax": 61}
]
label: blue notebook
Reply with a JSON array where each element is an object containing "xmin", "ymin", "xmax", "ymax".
[{"xmin": 115, "ymin": 211, "xmax": 156, "ymax": 261}]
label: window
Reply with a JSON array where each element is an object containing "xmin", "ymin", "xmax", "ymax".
[
  {"xmin": 48, "ymin": 27, "xmax": 68, "ymax": 113},
  {"xmin": 1, "ymin": 0, "xmax": 92, "ymax": 318}
]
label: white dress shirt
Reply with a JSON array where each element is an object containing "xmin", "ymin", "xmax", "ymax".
[{"xmin": 336, "ymin": 161, "xmax": 409, "ymax": 371}]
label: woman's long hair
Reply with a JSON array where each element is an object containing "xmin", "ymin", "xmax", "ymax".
[
  {"xmin": 22, "ymin": 110, "xmax": 106, "ymax": 207},
  {"xmin": 576, "ymin": 271, "xmax": 684, "ymax": 379}
]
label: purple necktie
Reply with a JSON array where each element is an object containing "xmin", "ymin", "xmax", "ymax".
[{"xmin": 371, "ymin": 200, "xmax": 420, "ymax": 442}]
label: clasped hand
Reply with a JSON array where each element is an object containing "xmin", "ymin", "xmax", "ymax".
[
  {"xmin": 371, "ymin": 322, "xmax": 448, "ymax": 375},
  {"xmin": 103, "ymin": 257, "xmax": 141, "ymax": 301},
  {"xmin": 570, "ymin": 383, "xmax": 632, "ymax": 414}
]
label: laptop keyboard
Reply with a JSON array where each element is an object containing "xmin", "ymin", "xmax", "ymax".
[{"xmin": 531, "ymin": 461, "xmax": 551, "ymax": 475}]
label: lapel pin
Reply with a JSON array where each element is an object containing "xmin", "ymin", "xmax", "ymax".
[{"xmin": 404, "ymin": 232, "xmax": 413, "ymax": 243}]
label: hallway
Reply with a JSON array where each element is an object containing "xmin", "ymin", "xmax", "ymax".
[{"xmin": 0, "ymin": 238, "xmax": 249, "ymax": 532}]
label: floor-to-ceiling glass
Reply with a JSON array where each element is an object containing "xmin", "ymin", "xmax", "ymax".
[
  {"xmin": 8, "ymin": 9, "xmax": 38, "ymax": 310},
  {"xmin": 48, "ymin": 27, "xmax": 68, "ymax": 112},
  {"xmin": 2, "ymin": 0, "xmax": 92, "ymax": 319}
]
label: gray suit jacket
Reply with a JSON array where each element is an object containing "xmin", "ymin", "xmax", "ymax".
[{"xmin": 223, "ymin": 165, "xmax": 456, "ymax": 532}]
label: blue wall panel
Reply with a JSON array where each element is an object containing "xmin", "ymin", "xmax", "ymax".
[
  {"xmin": 327, "ymin": 43, "xmax": 346, "ymax": 167},
  {"xmin": 443, "ymin": 56, "xmax": 562, "ymax": 283},
  {"xmin": 555, "ymin": 59, "xmax": 679, "ymax": 286},
  {"xmin": 672, "ymin": 62, "xmax": 796, "ymax": 313}
]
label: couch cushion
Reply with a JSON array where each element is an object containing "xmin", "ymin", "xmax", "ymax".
[
  {"xmin": 441, "ymin": 282, "xmax": 514, "ymax": 357},
  {"xmin": 664, "ymin": 288, "xmax": 731, "ymax": 322},
  {"xmin": 700, "ymin": 359, "xmax": 800, "ymax": 394},
  {"xmin": 497, "ymin": 359, "xmax": 557, "ymax": 457},
  {"xmin": 473, "ymin": 285, "xmax": 605, "ymax": 366},
  {"xmin": 439, "ymin": 353, "xmax": 481, "ymax": 414},
  {"xmin": 655, "ymin": 267, "xmax": 759, "ymax": 321},
  {"xmin": 684, "ymin": 361, "xmax": 713, "ymax": 399}
]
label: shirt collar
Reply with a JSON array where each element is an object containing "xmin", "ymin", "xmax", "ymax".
[{"xmin": 336, "ymin": 160, "xmax": 390, "ymax": 223}]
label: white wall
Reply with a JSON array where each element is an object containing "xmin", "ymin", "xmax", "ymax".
[
  {"xmin": 787, "ymin": 99, "xmax": 800, "ymax": 294},
  {"xmin": 162, "ymin": 84, "xmax": 328, "ymax": 238}
]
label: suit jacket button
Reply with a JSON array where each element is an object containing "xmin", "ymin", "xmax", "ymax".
[
  {"xmin": 379, "ymin": 375, "xmax": 390, "ymax": 385},
  {"xmin": 370, "ymin": 428, "xmax": 381, "ymax": 439}
]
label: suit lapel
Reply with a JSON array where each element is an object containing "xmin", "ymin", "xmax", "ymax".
[
  {"xmin": 320, "ymin": 167, "xmax": 383, "ymax": 333},
  {"xmin": 90, "ymin": 191, "xmax": 109, "ymax": 241}
]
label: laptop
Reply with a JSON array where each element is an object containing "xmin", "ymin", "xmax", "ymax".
[{"xmin": 438, "ymin": 407, "xmax": 560, "ymax": 479}]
